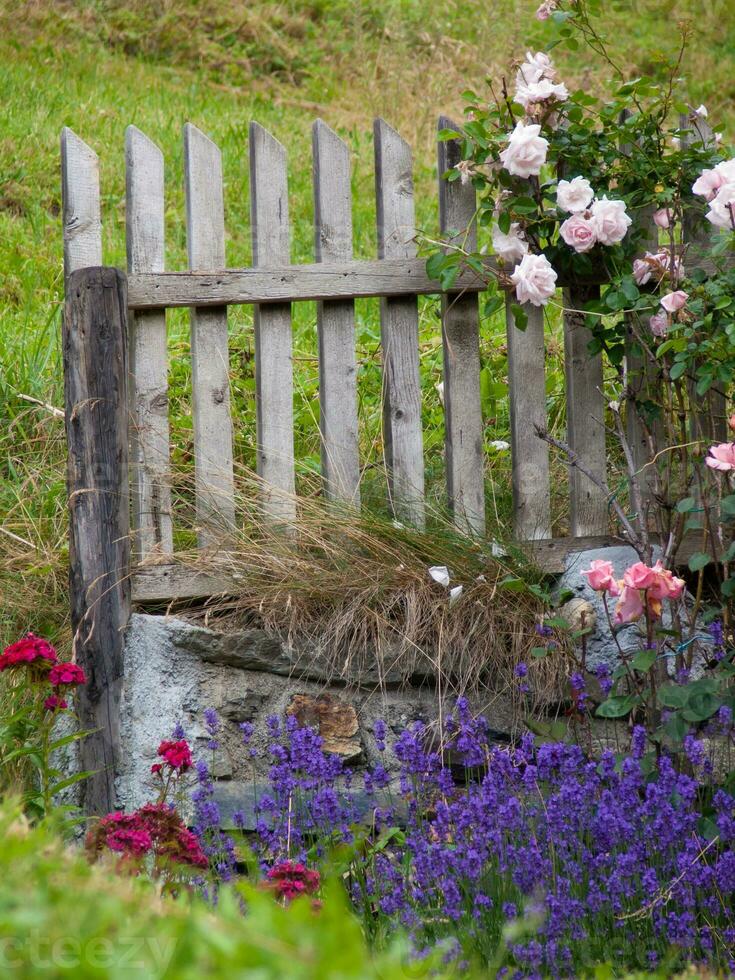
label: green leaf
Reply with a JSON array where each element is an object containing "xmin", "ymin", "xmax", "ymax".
[
  {"xmin": 688, "ymin": 552, "xmax": 712, "ymax": 572},
  {"xmin": 720, "ymin": 495, "xmax": 735, "ymax": 516},
  {"xmin": 531, "ymin": 646, "xmax": 549, "ymax": 659},
  {"xmin": 596, "ymin": 694, "xmax": 640, "ymax": 718},
  {"xmin": 657, "ymin": 684, "xmax": 688, "ymax": 709},
  {"xmin": 682, "ymin": 692, "xmax": 720, "ymax": 722},
  {"xmin": 631, "ymin": 648, "xmax": 657, "ymax": 672},
  {"xmin": 498, "ymin": 210, "xmax": 511, "ymax": 234},
  {"xmin": 669, "ymin": 361, "xmax": 687, "ymax": 380},
  {"xmin": 510, "ymin": 304, "xmax": 528, "ymax": 331},
  {"xmin": 676, "ymin": 497, "xmax": 696, "ymax": 514},
  {"xmin": 721, "ymin": 578, "xmax": 735, "ymax": 598}
]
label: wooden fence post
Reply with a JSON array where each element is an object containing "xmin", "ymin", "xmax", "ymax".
[{"xmin": 63, "ymin": 266, "xmax": 130, "ymax": 816}]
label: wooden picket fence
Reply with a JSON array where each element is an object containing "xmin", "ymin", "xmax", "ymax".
[{"xmin": 61, "ymin": 115, "xmax": 680, "ymax": 607}]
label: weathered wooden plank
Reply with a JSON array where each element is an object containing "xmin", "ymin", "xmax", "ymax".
[
  {"xmin": 61, "ymin": 128, "xmax": 102, "ymax": 278},
  {"xmin": 374, "ymin": 118, "xmax": 425, "ymax": 527},
  {"xmin": 184, "ymin": 123, "xmax": 236, "ymax": 546},
  {"xmin": 63, "ymin": 266, "xmax": 130, "ymax": 815},
  {"xmin": 313, "ymin": 120, "xmax": 361, "ymax": 505},
  {"xmin": 132, "ymin": 564, "xmax": 241, "ymax": 602},
  {"xmin": 563, "ymin": 285, "xmax": 608, "ymax": 536},
  {"xmin": 125, "ymin": 126, "xmax": 173, "ymax": 558},
  {"xmin": 249, "ymin": 122, "xmax": 296, "ymax": 523},
  {"xmin": 126, "ymin": 257, "xmax": 493, "ymax": 309},
  {"xmin": 505, "ymin": 300, "xmax": 551, "ymax": 539},
  {"xmin": 437, "ymin": 117, "xmax": 485, "ymax": 537}
]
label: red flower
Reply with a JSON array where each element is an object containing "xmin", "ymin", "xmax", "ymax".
[
  {"xmin": 0, "ymin": 634, "xmax": 57, "ymax": 672},
  {"xmin": 265, "ymin": 860, "xmax": 321, "ymax": 902},
  {"xmin": 156, "ymin": 739, "xmax": 193, "ymax": 772},
  {"xmin": 48, "ymin": 662, "xmax": 86, "ymax": 687},
  {"xmin": 106, "ymin": 828, "xmax": 152, "ymax": 856},
  {"xmin": 44, "ymin": 694, "xmax": 68, "ymax": 712},
  {"xmin": 87, "ymin": 803, "xmax": 207, "ymax": 870}
]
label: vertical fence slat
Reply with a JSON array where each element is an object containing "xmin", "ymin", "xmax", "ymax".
[
  {"xmin": 125, "ymin": 126, "xmax": 173, "ymax": 558},
  {"xmin": 437, "ymin": 117, "xmax": 485, "ymax": 537},
  {"xmin": 184, "ymin": 123, "xmax": 236, "ymax": 546},
  {"xmin": 680, "ymin": 114, "xmax": 727, "ymax": 445},
  {"xmin": 313, "ymin": 120, "xmax": 361, "ymax": 506},
  {"xmin": 249, "ymin": 122, "xmax": 296, "ymax": 523},
  {"xmin": 505, "ymin": 301, "xmax": 551, "ymax": 539},
  {"xmin": 374, "ymin": 118, "xmax": 425, "ymax": 528},
  {"xmin": 61, "ymin": 128, "xmax": 102, "ymax": 277},
  {"xmin": 563, "ymin": 285, "xmax": 608, "ymax": 536},
  {"xmin": 64, "ymin": 266, "xmax": 130, "ymax": 815}
]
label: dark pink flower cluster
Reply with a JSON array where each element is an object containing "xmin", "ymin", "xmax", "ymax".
[
  {"xmin": 265, "ymin": 860, "xmax": 321, "ymax": 902},
  {"xmin": 87, "ymin": 803, "xmax": 208, "ymax": 870},
  {"xmin": 0, "ymin": 634, "xmax": 57, "ymax": 672},
  {"xmin": 49, "ymin": 662, "xmax": 86, "ymax": 687},
  {"xmin": 151, "ymin": 739, "xmax": 193, "ymax": 774}
]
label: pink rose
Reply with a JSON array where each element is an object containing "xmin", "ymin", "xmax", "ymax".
[
  {"xmin": 653, "ymin": 208, "xmax": 672, "ymax": 229},
  {"xmin": 633, "ymin": 255, "xmax": 655, "ymax": 286},
  {"xmin": 581, "ymin": 559, "xmax": 621, "ymax": 595},
  {"xmin": 492, "ymin": 222, "xmax": 528, "ymax": 263},
  {"xmin": 647, "ymin": 562, "xmax": 685, "ymax": 602},
  {"xmin": 705, "ymin": 443, "xmax": 735, "ymax": 472},
  {"xmin": 649, "ymin": 311, "xmax": 669, "ymax": 338},
  {"xmin": 623, "ymin": 562, "xmax": 658, "ymax": 591},
  {"xmin": 614, "ymin": 586, "xmax": 645, "ymax": 625},
  {"xmin": 499, "ymin": 122, "xmax": 549, "ymax": 179},
  {"xmin": 516, "ymin": 51, "xmax": 555, "ymax": 87},
  {"xmin": 590, "ymin": 197, "xmax": 632, "ymax": 245},
  {"xmin": 559, "ymin": 213, "xmax": 597, "ymax": 253},
  {"xmin": 705, "ymin": 182, "xmax": 735, "ymax": 230},
  {"xmin": 660, "ymin": 290, "xmax": 688, "ymax": 314},
  {"xmin": 510, "ymin": 253, "xmax": 557, "ymax": 307},
  {"xmin": 692, "ymin": 168, "xmax": 724, "ymax": 202},
  {"xmin": 515, "ymin": 78, "xmax": 569, "ymax": 110},
  {"xmin": 535, "ymin": 1, "xmax": 556, "ymax": 19},
  {"xmin": 556, "ymin": 176, "xmax": 594, "ymax": 213}
]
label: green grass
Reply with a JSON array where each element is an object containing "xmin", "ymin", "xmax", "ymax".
[{"xmin": 1, "ymin": 0, "xmax": 735, "ymax": 647}]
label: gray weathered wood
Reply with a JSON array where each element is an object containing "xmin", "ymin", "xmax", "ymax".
[
  {"xmin": 61, "ymin": 128, "xmax": 102, "ymax": 278},
  {"xmin": 374, "ymin": 118, "xmax": 425, "ymax": 527},
  {"xmin": 437, "ymin": 117, "xmax": 485, "ymax": 536},
  {"xmin": 63, "ymin": 267, "xmax": 130, "ymax": 815},
  {"xmin": 184, "ymin": 123, "xmax": 236, "ymax": 546},
  {"xmin": 313, "ymin": 120, "xmax": 361, "ymax": 505},
  {"xmin": 127, "ymin": 257, "xmax": 492, "ymax": 309},
  {"xmin": 563, "ymin": 285, "xmax": 608, "ymax": 536},
  {"xmin": 249, "ymin": 122, "xmax": 296, "ymax": 523},
  {"xmin": 125, "ymin": 126, "xmax": 173, "ymax": 558},
  {"xmin": 505, "ymin": 300, "xmax": 551, "ymax": 539}
]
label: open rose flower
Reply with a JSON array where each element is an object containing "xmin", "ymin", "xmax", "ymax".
[
  {"xmin": 516, "ymin": 51, "xmax": 555, "ymax": 87},
  {"xmin": 515, "ymin": 77, "xmax": 569, "ymax": 110},
  {"xmin": 648, "ymin": 562, "xmax": 685, "ymax": 602},
  {"xmin": 705, "ymin": 442, "xmax": 735, "ymax": 472},
  {"xmin": 660, "ymin": 290, "xmax": 688, "ymax": 314},
  {"xmin": 692, "ymin": 168, "xmax": 724, "ymax": 202},
  {"xmin": 623, "ymin": 563, "xmax": 658, "ymax": 591},
  {"xmin": 559, "ymin": 213, "xmax": 597, "ymax": 253},
  {"xmin": 556, "ymin": 177, "xmax": 594, "ymax": 213},
  {"xmin": 633, "ymin": 250, "xmax": 684, "ymax": 287},
  {"xmin": 581, "ymin": 559, "xmax": 620, "ymax": 595},
  {"xmin": 49, "ymin": 662, "xmax": 87, "ymax": 687},
  {"xmin": 0, "ymin": 634, "xmax": 58, "ymax": 672},
  {"xmin": 705, "ymin": 182, "xmax": 735, "ymax": 230},
  {"xmin": 649, "ymin": 311, "xmax": 669, "ymax": 337},
  {"xmin": 590, "ymin": 197, "xmax": 632, "ymax": 245},
  {"xmin": 492, "ymin": 222, "xmax": 528, "ymax": 263},
  {"xmin": 614, "ymin": 586, "xmax": 645, "ymax": 624},
  {"xmin": 499, "ymin": 121, "xmax": 549, "ymax": 178},
  {"xmin": 510, "ymin": 252, "xmax": 557, "ymax": 306}
]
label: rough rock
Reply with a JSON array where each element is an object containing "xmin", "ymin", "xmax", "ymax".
[{"xmin": 287, "ymin": 693, "xmax": 362, "ymax": 760}]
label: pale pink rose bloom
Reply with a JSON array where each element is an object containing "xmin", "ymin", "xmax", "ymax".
[
  {"xmin": 510, "ymin": 253, "xmax": 558, "ymax": 307},
  {"xmin": 653, "ymin": 208, "xmax": 672, "ymax": 229},
  {"xmin": 492, "ymin": 222, "xmax": 528, "ymax": 263},
  {"xmin": 581, "ymin": 559, "xmax": 621, "ymax": 595},
  {"xmin": 660, "ymin": 290, "xmax": 688, "ymax": 313},
  {"xmin": 715, "ymin": 159, "xmax": 735, "ymax": 182},
  {"xmin": 648, "ymin": 562, "xmax": 685, "ymax": 602},
  {"xmin": 535, "ymin": 1, "xmax": 556, "ymax": 19},
  {"xmin": 614, "ymin": 586, "xmax": 645, "ymax": 624},
  {"xmin": 516, "ymin": 51, "xmax": 555, "ymax": 87},
  {"xmin": 499, "ymin": 122, "xmax": 549, "ymax": 178},
  {"xmin": 695, "ymin": 104, "xmax": 708, "ymax": 119},
  {"xmin": 556, "ymin": 176, "xmax": 594, "ymax": 213},
  {"xmin": 692, "ymin": 168, "xmax": 724, "ymax": 202},
  {"xmin": 515, "ymin": 78, "xmax": 569, "ymax": 110},
  {"xmin": 649, "ymin": 311, "xmax": 669, "ymax": 337},
  {"xmin": 633, "ymin": 255, "xmax": 655, "ymax": 285},
  {"xmin": 559, "ymin": 213, "xmax": 597, "ymax": 253},
  {"xmin": 623, "ymin": 563, "xmax": 658, "ymax": 591},
  {"xmin": 705, "ymin": 443, "xmax": 735, "ymax": 472},
  {"xmin": 590, "ymin": 196, "xmax": 632, "ymax": 245},
  {"xmin": 705, "ymin": 181, "xmax": 735, "ymax": 230}
]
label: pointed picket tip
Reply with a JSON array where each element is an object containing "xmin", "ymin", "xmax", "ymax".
[
  {"xmin": 312, "ymin": 117, "xmax": 348, "ymax": 153},
  {"xmin": 183, "ymin": 123, "xmax": 222, "ymax": 178},
  {"xmin": 61, "ymin": 126, "xmax": 98, "ymax": 165},
  {"xmin": 125, "ymin": 124, "xmax": 163, "ymax": 164},
  {"xmin": 249, "ymin": 120, "xmax": 286, "ymax": 159},
  {"xmin": 373, "ymin": 117, "xmax": 410, "ymax": 154}
]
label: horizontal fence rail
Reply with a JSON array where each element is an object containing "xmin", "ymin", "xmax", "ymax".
[{"xmin": 60, "ymin": 114, "xmax": 718, "ymax": 603}]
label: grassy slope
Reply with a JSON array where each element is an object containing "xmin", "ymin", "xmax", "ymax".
[{"xmin": 1, "ymin": 0, "xmax": 734, "ymax": 645}]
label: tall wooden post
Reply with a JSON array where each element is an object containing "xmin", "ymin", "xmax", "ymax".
[{"xmin": 63, "ymin": 266, "xmax": 130, "ymax": 816}]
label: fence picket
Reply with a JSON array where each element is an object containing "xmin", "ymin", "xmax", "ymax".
[
  {"xmin": 505, "ymin": 300, "xmax": 551, "ymax": 539},
  {"xmin": 374, "ymin": 118, "xmax": 425, "ymax": 528},
  {"xmin": 563, "ymin": 286, "xmax": 608, "ymax": 535},
  {"xmin": 437, "ymin": 117, "xmax": 485, "ymax": 537},
  {"xmin": 312, "ymin": 120, "xmax": 361, "ymax": 506},
  {"xmin": 183, "ymin": 123, "xmax": 236, "ymax": 545},
  {"xmin": 125, "ymin": 126, "xmax": 173, "ymax": 558},
  {"xmin": 249, "ymin": 122, "xmax": 297, "ymax": 524},
  {"xmin": 61, "ymin": 128, "xmax": 102, "ymax": 277}
]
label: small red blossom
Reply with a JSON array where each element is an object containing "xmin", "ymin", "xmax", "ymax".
[
  {"xmin": 0, "ymin": 634, "xmax": 57, "ymax": 672},
  {"xmin": 265, "ymin": 860, "xmax": 321, "ymax": 902},
  {"xmin": 48, "ymin": 662, "xmax": 87, "ymax": 687},
  {"xmin": 150, "ymin": 763, "xmax": 163, "ymax": 775},
  {"xmin": 44, "ymin": 694, "xmax": 69, "ymax": 712},
  {"xmin": 87, "ymin": 803, "xmax": 207, "ymax": 870},
  {"xmin": 156, "ymin": 739, "xmax": 193, "ymax": 772},
  {"xmin": 106, "ymin": 828, "xmax": 152, "ymax": 856}
]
